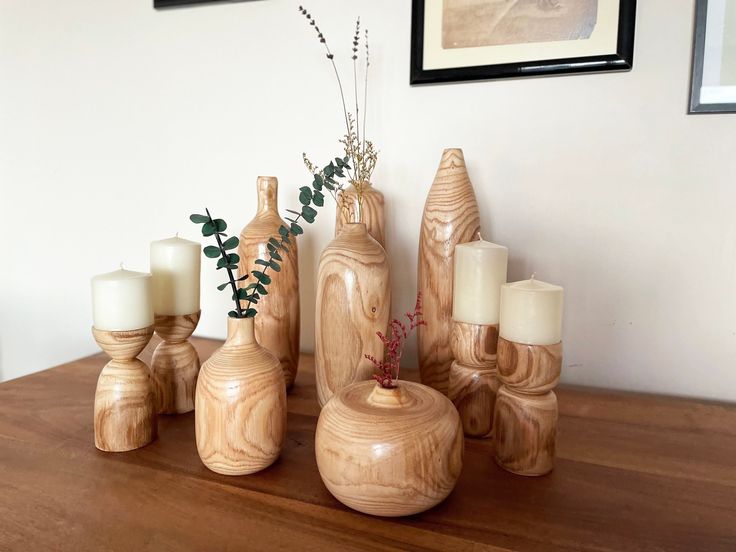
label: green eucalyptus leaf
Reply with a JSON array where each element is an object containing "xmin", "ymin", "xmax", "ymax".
[
  {"xmin": 313, "ymin": 175, "xmax": 324, "ymax": 191},
  {"xmin": 302, "ymin": 205, "xmax": 317, "ymax": 223},
  {"xmin": 290, "ymin": 222, "xmax": 303, "ymax": 235},
  {"xmin": 222, "ymin": 236, "xmax": 239, "ymax": 250},
  {"xmin": 217, "ymin": 257, "xmax": 228, "ymax": 268},
  {"xmin": 255, "ymin": 259, "xmax": 269, "ymax": 267},
  {"xmin": 204, "ymin": 245, "xmax": 220, "ymax": 258},
  {"xmin": 279, "ymin": 225, "xmax": 289, "ymax": 238},
  {"xmin": 244, "ymin": 308, "xmax": 258, "ymax": 318},
  {"xmin": 269, "ymin": 261, "xmax": 281, "ymax": 272},
  {"xmin": 217, "ymin": 282, "xmax": 230, "ymax": 291},
  {"xmin": 227, "ymin": 264, "xmax": 238, "ymax": 270},
  {"xmin": 256, "ymin": 284, "xmax": 268, "ymax": 295},
  {"xmin": 313, "ymin": 190, "xmax": 325, "ymax": 207},
  {"xmin": 271, "ymin": 250, "xmax": 282, "ymax": 262},
  {"xmin": 227, "ymin": 253, "xmax": 240, "ymax": 264},
  {"xmin": 213, "ymin": 219, "xmax": 227, "ymax": 232},
  {"xmin": 228, "ymin": 310, "xmax": 239, "ymax": 318},
  {"xmin": 237, "ymin": 274, "xmax": 249, "ymax": 282},
  {"xmin": 299, "ymin": 191, "xmax": 312, "ymax": 206},
  {"xmin": 190, "ymin": 214, "xmax": 209, "ymax": 224},
  {"xmin": 202, "ymin": 221, "xmax": 216, "ymax": 236},
  {"xmin": 268, "ymin": 237, "xmax": 281, "ymax": 248}
]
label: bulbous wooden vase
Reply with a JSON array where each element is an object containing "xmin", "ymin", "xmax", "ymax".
[
  {"xmin": 238, "ymin": 176, "xmax": 300, "ymax": 390},
  {"xmin": 335, "ymin": 181, "xmax": 386, "ymax": 248},
  {"xmin": 195, "ymin": 317, "xmax": 287, "ymax": 476},
  {"xmin": 315, "ymin": 380, "xmax": 464, "ymax": 517},
  {"xmin": 315, "ymin": 222, "xmax": 391, "ymax": 407}
]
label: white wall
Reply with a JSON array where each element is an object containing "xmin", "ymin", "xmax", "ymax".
[{"xmin": 2, "ymin": 0, "xmax": 735, "ymax": 401}]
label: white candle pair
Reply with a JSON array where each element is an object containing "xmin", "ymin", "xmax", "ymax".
[{"xmin": 91, "ymin": 237, "xmax": 201, "ymax": 331}]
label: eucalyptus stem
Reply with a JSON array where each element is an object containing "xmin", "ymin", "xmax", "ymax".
[{"xmin": 206, "ymin": 208, "xmax": 243, "ymax": 317}]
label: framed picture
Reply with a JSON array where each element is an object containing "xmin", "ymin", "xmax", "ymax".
[
  {"xmin": 154, "ymin": 0, "xmax": 246, "ymax": 8},
  {"xmin": 410, "ymin": 0, "xmax": 637, "ymax": 85},
  {"xmin": 690, "ymin": 0, "xmax": 736, "ymax": 113}
]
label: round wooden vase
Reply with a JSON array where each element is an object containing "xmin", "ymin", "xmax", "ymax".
[
  {"xmin": 335, "ymin": 181, "xmax": 386, "ymax": 248},
  {"xmin": 195, "ymin": 317, "xmax": 287, "ymax": 476},
  {"xmin": 238, "ymin": 176, "xmax": 300, "ymax": 390},
  {"xmin": 418, "ymin": 148, "xmax": 481, "ymax": 395},
  {"xmin": 315, "ymin": 222, "xmax": 390, "ymax": 407},
  {"xmin": 315, "ymin": 380, "xmax": 464, "ymax": 517}
]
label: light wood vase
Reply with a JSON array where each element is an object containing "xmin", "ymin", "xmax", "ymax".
[
  {"xmin": 195, "ymin": 317, "xmax": 287, "ymax": 476},
  {"xmin": 418, "ymin": 148, "xmax": 481, "ymax": 395},
  {"xmin": 315, "ymin": 380, "xmax": 464, "ymax": 517},
  {"xmin": 151, "ymin": 311, "xmax": 201, "ymax": 414},
  {"xmin": 493, "ymin": 337, "xmax": 563, "ymax": 476},
  {"xmin": 92, "ymin": 326, "xmax": 157, "ymax": 452},
  {"xmin": 335, "ymin": 181, "xmax": 386, "ymax": 248},
  {"xmin": 448, "ymin": 321, "xmax": 500, "ymax": 439},
  {"xmin": 315, "ymin": 222, "xmax": 390, "ymax": 407},
  {"xmin": 238, "ymin": 176, "xmax": 300, "ymax": 390}
]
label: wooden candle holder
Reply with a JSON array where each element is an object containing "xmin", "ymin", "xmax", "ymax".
[
  {"xmin": 448, "ymin": 321, "xmax": 500, "ymax": 439},
  {"xmin": 92, "ymin": 326, "xmax": 157, "ymax": 452},
  {"xmin": 493, "ymin": 337, "xmax": 563, "ymax": 475},
  {"xmin": 151, "ymin": 311, "xmax": 201, "ymax": 414}
]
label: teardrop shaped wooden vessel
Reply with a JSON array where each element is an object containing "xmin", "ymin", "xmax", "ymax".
[
  {"xmin": 418, "ymin": 148, "xmax": 481, "ymax": 395},
  {"xmin": 315, "ymin": 380, "xmax": 464, "ymax": 517},
  {"xmin": 195, "ymin": 317, "xmax": 287, "ymax": 476},
  {"xmin": 315, "ymin": 223, "xmax": 391, "ymax": 407},
  {"xmin": 335, "ymin": 181, "xmax": 386, "ymax": 248},
  {"xmin": 238, "ymin": 176, "xmax": 300, "ymax": 390}
]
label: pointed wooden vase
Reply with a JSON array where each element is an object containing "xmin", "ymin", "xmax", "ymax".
[
  {"xmin": 418, "ymin": 148, "xmax": 481, "ymax": 395},
  {"xmin": 315, "ymin": 222, "xmax": 390, "ymax": 407},
  {"xmin": 335, "ymin": 181, "xmax": 386, "ymax": 248},
  {"xmin": 315, "ymin": 380, "xmax": 464, "ymax": 517},
  {"xmin": 238, "ymin": 176, "xmax": 300, "ymax": 390},
  {"xmin": 195, "ymin": 317, "xmax": 287, "ymax": 476}
]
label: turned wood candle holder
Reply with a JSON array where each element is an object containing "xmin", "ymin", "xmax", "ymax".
[
  {"xmin": 493, "ymin": 337, "xmax": 563, "ymax": 476},
  {"xmin": 92, "ymin": 326, "xmax": 157, "ymax": 452},
  {"xmin": 151, "ymin": 311, "xmax": 201, "ymax": 414},
  {"xmin": 448, "ymin": 321, "xmax": 500, "ymax": 439}
]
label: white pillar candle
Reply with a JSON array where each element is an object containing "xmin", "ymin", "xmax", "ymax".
[
  {"xmin": 150, "ymin": 236, "xmax": 201, "ymax": 316},
  {"xmin": 91, "ymin": 268, "xmax": 154, "ymax": 331},
  {"xmin": 499, "ymin": 276, "xmax": 564, "ymax": 345},
  {"xmin": 452, "ymin": 239, "xmax": 508, "ymax": 325}
]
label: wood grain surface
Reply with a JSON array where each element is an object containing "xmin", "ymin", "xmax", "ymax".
[
  {"xmin": 418, "ymin": 148, "xmax": 481, "ymax": 395},
  {"xmin": 451, "ymin": 320, "xmax": 499, "ymax": 367},
  {"xmin": 153, "ymin": 311, "xmax": 200, "ymax": 343},
  {"xmin": 315, "ymin": 222, "xmax": 390, "ymax": 407},
  {"xmin": 2, "ymin": 339, "xmax": 736, "ymax": 551},
  {"xmin": 448, "ymin": 360, "xmax": 499, "ymax": 439},
  {"xmin": 497, "ymin": 337, "xmax": 562, "ymax": 393},
  {"xmin": 92, "ymin": 325, "xmax": 154, "ymax": 360},
  {"xmin": 315, "ymin": 380, "xmax": 463, "ymax": 516},
  {"xmin": 195, "ymin": 317, "xmax": 286, "ymax": 475},
  {"xmin": 238, "ymin": 176, "xmax": 300, "ymax": 389},
  {"xmin": 335, "ymin": 182, "xmax": 386, "ymax": 248}
]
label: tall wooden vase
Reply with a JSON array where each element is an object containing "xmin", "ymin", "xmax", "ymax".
[
  {"xmin": 238, "ymin": 176, "xmax": 300, "ymax": 390},
  {"xmin": 335, "ymin": 181, "xmax": 386, "ymax": 248},
  {"xmin": 195, "ymin": 317, "xmax": 287, "ymax": 476},
  {"xmin": 315, "ymin": 222, "xmax": 390, "ymax": 407},
  {"xmin": 418, "ymin": 148, "xmax": 481, "ymax": 395}
]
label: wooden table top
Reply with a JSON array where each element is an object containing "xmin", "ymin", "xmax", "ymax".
[{"xmin": 1, "ymin": 337, "xmax": 735, "ymax": 551}]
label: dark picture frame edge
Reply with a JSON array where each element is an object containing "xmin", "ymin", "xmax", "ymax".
[
  {"xmin": 410, "ymin": 0, "xmax": 637, "ymax": 85},
  {"xmin": 154, "ymin": 0, "xmax": 248, "ymax": 8}
]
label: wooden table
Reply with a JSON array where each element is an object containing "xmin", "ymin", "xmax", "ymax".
[{"xmin": 1, "ymin": 337, "xmax": 735, "ymax": 551}]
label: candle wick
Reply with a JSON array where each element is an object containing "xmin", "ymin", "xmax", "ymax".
[
  {"xmin": 477, "ymin": 231, "xmax": 483, "ymax": 241},
  {"xmin": 530, "ymin": 272, "xmax": 536, "ymax": 281}
]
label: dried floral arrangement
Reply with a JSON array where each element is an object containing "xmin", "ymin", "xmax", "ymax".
[
  {"xmin": 299, "ymin": 5, "xmax": 378, "ymax": 225},
  {"xmin": 365, "ymin": 294, "xmax": 426, "ymax": 388}
]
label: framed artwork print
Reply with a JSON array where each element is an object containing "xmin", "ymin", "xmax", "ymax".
[
  {"xmin": 154, "ymin": 0, "xmax": 247, "ymax": 8},
  {"xmin": 690, "ymin": 0, "xmax": 736, "ymax": 113},
  {"xmin": 411, "ymin": 0, "xmax": 637, "ymax": 85}
]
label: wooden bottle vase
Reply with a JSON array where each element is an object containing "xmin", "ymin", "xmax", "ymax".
[
  {"xmin": 151, "ymin": 311, "xmax": 201, "ymax": 414},
  {"xmin": 448, "ymin": 321, "xmax": 500, "ymax": 439},
  {"xmin": 195, "ymin": 317, "xmax": 287, "ymax": 476},
  {"xmin": 335, "ymin": 181, "xmax": 386, "ymax": 248},
  {"xmin": 92, "ymin": 326, "xmax": 157, "ymax": 452},
  {"xmin": 238, "ymin": 176, "xmax": 300, "ymax": 390},
  {"xmin": 315, "ymin": 380, "xmax": 464, "ymax": 517},
  {"xmin": 418, "ymin": 148, "xmax": 481, "ymax": 395},
  {"xmin": 315, "ymin": 222, "xmax": 391, "ymax": 407}
]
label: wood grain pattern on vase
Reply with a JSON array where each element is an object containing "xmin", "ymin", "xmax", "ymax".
[
  {"xmin": 448, "ymin": 361, "xmax": 499, "ymax": 439},
  {"xmin": 195, "ymin": 317, "xmax": 286, "ymax": 476},
  {"xmin": 151, "ymin": 311, "xmax": 201, "ymax": 414},
  {"xmin": 315, "ymin": 222, "xmax": 390, "ymax": 407},
  {"xmin": 418, "ymin": 148, "xmax": 481, "ymax": 395},
  {"xmin": 238, "ymin": 176, "xmax": 300, "ymax": 390},
  {"xmin": 493, "ymin": 386, "xmax": 557, "ymax": 476},
  {"xmin": 315, "ymin": 380, "xmax": 464, "ymax": 517},
  {"xmin": 92, "ymin": 326, "xmax": 157, "ymax": 452},
  {"xmin": 497, "ymin": 337, "xmax": 562, "ymax": 393},
  {"xmin": 335, "ymin": 181, "xmax": 386, "ymax": 248}
]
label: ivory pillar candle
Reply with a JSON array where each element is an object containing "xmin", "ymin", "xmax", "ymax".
[
  {"xmin": 91, "ymin": 269, "xmax": 153, "ymax": 331},
  {"xmin": 150, "ymin": 236, "xmax": 201, "ymax": 316},
  {"xmin": 452, "ymin": 240, "xmax": 508, "ymax": 325},
  {"xmin": 499, "ymin": 277, "xmax": 563, "ymax": 345}
]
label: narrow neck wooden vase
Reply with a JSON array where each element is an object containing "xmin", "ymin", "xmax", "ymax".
[
  {"xmin": 315, "ymin": 380, "xmax": 464, "ymax": 517},
  {"xmin": 335, "ymin": 181, "xmax": 386, "ymax": 249},
  {"xmin": 418, "ymin": 148, "xmax": 481, "ymax": 395},
  {"xmin": 92, "ymin": 326, "xmax": 157, "ymax": 452},
  {"xmin": 195, "ymin": 316, "xmax": 287, "ymax": 476},
  {"xmin": 315, "ymin": 222, "xmax": 391, "ymax": 407},
  {"xmin": 238, "ymin": 176, "xmax": 300, "ymax": 390},
  {"xmin": 448, "ymin": 321, "xmax": 500, "ymax": 439},
  {"xmin": 151, "ymin": 311, "xmax": 201, "ymax": 414}
]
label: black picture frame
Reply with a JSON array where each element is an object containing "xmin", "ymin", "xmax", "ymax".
[
  {"xmin": 410, "ymin": 0, "xmax": 637, "ymax": 85},
  {"xmin": 154, "ymin": 0, "xmax": 247, "ymax": 8},
  {"xmin": 689, "ymin": 0, "xmax": 736, "ymax": 114}
]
